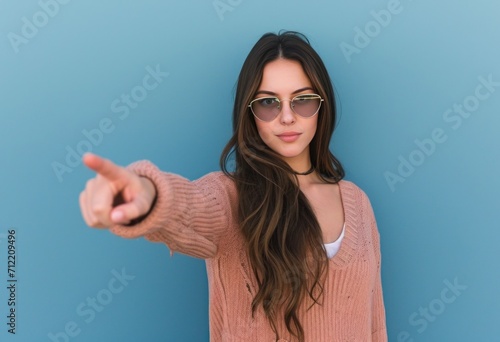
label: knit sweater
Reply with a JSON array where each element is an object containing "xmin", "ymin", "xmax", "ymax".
[{"xmin": 110, "ymin": 161, "xmax": 387, "ymax": 342}]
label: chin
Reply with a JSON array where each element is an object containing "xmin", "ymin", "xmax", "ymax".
[{"xmin": 275, "ymin": 147, "xmax": 307, "ymax": 159}]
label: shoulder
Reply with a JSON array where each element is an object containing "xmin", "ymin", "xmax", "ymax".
[
  {"xmin": 193, "ymin": 171, "xmax": 236, "ymax": 193},
  {"xmin": 338, "ymin": 180, "xmax": 383, "ymax": 254},
  {"xmin": 194, "ymin": 171, "xmax": 238, "ymax": 215},
  {"xmin": 339, "ymin": 179, "xmax": 377, "ymax": 225},
  {"xmin": 193, "ymin": 172, "xmax": 240, "ymax": 250},
  {"xmin": 339, "ymin": 179, "xmax": 371, "ymax": 204}
]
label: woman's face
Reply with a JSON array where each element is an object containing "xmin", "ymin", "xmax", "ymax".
[{"xmin": 253, "ymin": 58, "xmax": 318, "ymax": 168}]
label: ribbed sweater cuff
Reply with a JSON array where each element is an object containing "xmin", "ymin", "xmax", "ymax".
[{"xmin": 109, "ymin": 160, "xmax": 176, "ymax": 239}]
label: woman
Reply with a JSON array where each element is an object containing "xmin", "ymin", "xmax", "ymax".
[{"xmin": 79, "ymin": 31, "xmax": 387, "ymax": 341}]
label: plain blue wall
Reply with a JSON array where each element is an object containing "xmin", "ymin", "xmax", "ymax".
[{"xmin": 1, "ymin": 0, "xmax": 499, "ymax": 341}]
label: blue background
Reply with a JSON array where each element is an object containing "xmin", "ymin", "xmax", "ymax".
[{"xmin": 1, "ymin": 0, "xmax": 499, "ymax": 341}]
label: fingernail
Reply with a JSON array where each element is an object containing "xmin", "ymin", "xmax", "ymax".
[{"xmin": 111, "ymin": 211, "xmax": 124, "ymax": 222}]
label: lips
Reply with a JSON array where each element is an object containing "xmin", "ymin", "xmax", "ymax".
[{"xmin": 277, "ymin": 132, "xmax": 301, "ymax": 143}]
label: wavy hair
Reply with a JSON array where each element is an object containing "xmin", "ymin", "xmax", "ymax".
[{"xmin": 220, "ymin": 31, "xmax": 344, "ymax": 341}]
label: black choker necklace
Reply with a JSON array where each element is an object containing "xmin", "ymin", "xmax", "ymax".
[{"xmin": 293, "ymin": 166, "xmax": 314, "ymax": 176}]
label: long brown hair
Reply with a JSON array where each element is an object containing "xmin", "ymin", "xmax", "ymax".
[{"xmin": 220, "ymin": 31, "xmax": 345, "ymax": 341}]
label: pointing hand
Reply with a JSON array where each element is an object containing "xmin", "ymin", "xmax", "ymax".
[{"xmin": 79, "ymin": 153, "xmax": 156, "ymax": 227}]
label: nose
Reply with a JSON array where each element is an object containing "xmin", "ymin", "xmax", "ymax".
[{"xmin": 279, "ymin": 99, "xmax": 296, "ymax": 125}]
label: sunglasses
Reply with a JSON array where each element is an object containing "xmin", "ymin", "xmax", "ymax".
[{"xmin": 248, "ymin": 94, "xmax": 324, "ymax": 122}]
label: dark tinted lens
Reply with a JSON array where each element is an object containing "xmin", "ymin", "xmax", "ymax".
[
  {"xmin": 292, "ymin": 95, "xmax": 321, "ymax": 117},
  {"xmin": 251, "ymin": 97, "xmax": 280, "ymax": 121}
]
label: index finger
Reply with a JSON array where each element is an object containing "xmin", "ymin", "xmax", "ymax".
[{"xmin": 82, "ymin": 153, "xmax": 127, "ymax": 182}]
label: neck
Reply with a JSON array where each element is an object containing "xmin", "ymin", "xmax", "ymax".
[
  {"xmin": 282, "ymin": 150, "xmax": 312, "ymax": 174},
  {"xmin": 293, "ymin": 165, "xmax": 314, "ymax": 176},
  {"xmin": 281, "ymin": 152, "xmax": 320, "ymax": 186}
]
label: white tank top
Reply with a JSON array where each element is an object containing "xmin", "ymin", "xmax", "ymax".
[{"xmin": 324, "ymin": 223, "xmax": 345, "ymax": 259}]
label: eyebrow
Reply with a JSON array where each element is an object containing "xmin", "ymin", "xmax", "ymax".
[{"xmin": 255, "ymin": 87, "xmax": 315, "ymax": 96}]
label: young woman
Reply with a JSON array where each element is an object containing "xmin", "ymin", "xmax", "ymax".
[{"xmin": 79, "ymin": 31, "xmax": 387, "ymax": 342}]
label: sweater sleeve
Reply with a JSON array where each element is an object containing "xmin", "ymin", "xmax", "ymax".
[
  {"xmin": 109, "ymin": 160, "xmax": 232, "ymax": 259},
  {"xmin": 363, "ymin": 192, "xmax": 388, "ymax": 342}
]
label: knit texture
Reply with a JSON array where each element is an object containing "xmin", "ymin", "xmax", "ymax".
[{"xmin": 110, "ymin": 160, "xmax": 387, "ymax": 342}]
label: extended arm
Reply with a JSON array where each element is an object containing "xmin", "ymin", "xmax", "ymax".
[{"xmin": 80, "ymin": 153, "xmax": 234, "ymax": 259}]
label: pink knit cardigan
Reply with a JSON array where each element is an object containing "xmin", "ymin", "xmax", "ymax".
[{"xmin": 110, "ymin": 161, "xmax": 387, "ymax": 342}]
